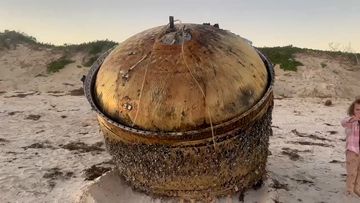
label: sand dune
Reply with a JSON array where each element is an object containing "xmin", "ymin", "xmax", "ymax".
[{"xmin": 1, "ymin": 43, "xmax": 360, "ymax": 202}]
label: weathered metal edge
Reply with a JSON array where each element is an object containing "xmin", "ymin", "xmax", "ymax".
[{"xmin": 84, "ymin": 46, "xmax": 275, "ymax": 139}]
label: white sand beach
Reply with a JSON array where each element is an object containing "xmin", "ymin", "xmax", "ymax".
[{"xmin": 1, "ymin": 43, "xmax": 360, "ymax": 203}]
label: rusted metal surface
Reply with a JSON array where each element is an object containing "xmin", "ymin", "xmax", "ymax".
[
  {"xmin": 84, "ymin": 23, "xmax": 275, "ymax": 200},
  {"xmin": 94, "ymin": 24, "xmax": 269, "ymax": 132}
]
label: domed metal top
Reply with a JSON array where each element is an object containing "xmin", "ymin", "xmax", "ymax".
[{"xmin": 94, "ymin": 23, "xmax": 268, "ymax": 132}]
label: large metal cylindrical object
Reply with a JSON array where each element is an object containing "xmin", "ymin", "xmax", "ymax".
[{"xmin": 84, "ymin": 22, "xmax": 274, "ymax": 200}]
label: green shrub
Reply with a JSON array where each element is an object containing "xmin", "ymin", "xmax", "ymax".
[
  {"xmin": 325, "ymin": 51, "xmax": 359, "ymax": 65},
  {"xmin": 0, "ymin": 30, "xmax": 53, "ymax": 50},
  {"xmin": 88, "ymin": 41, "xmax": 114, "ymax": 55},
  {"xmin": 61, "ymin": 40, "xmax": 117, "ymax": 68},
  {"xmin": 60, "ymin": 40, "xmax": 117, "ymax": 55},
  {"xmin": 320, "ymin": 62, "xmax": 327, "ymax": 68},
  {"xmin": 257, "ymin": 45, "xmax": 304, "ymax": 71},
  {"xmin": 83, "ymin": 56, "xmax": 98, "ymax": 67},
  {"xmin": 47, "ymin": 57, "xmax": 75, "ymax": 73}
]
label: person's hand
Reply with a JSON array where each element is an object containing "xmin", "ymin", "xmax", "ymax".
[
  {"xmin": 350, "ymin": 116, "xmax": 360, "ymax": 122},
  {"xmin": 355, "ymin": 114, "xmax": 360, "ymax": 120}
]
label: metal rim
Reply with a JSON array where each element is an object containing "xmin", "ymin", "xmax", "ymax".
[{"xmin": 84, "ymin": 46, "xmax": 274, "ymax": 138}]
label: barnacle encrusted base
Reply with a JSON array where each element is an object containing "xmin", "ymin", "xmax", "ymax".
[{"xmin": 102, "ymin": 104, "xmax": 272, "ymax": 200}]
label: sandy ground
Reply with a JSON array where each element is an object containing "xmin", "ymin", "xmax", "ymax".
[
  {"xmin": 274, "ymin": 52, "xmax": 360, "ymax": 99},
  {"xmin": 0, "ymin": 91, "xmax": 111, "ymax": 203},
  {"xmin": 0, "ymin": 44, "xmax": 88, "ymax": 92},
  {"xmin": 1, "ymin": 44, "xmax": 360, "ymax": 202},
  {"xmin": 1, "ymin": 91, "xmax": 359, "ymax": 203}
]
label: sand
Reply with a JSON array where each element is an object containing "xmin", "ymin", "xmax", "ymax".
[
  {"xmin": 1, "ymin": 92, "xmax": 359, "ymax": 202},
  {"xmin": 1, "ymin": 44, "xmax": 360, "ymax": 202}
]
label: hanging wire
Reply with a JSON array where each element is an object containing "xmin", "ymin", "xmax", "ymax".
[
  {"xmin": 178, "ymin": 22, "xmax": 217, "ymax": 149},
  {"xmin": 131, "ymin": 19, "xmax": 217, "ymax": 150},
  {"xmin": 131, "ymin": 19, "xmax": 176, "ymax": 127},
  {"xmin": 131, "ymin": 52, "xmax": 155, "ymax": 127}
]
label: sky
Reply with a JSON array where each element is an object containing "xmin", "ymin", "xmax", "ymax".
[{"xmin": 1, "ymin": 0, "xmax": 359, "ymax": 52}]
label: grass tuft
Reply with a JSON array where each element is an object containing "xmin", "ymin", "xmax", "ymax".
[
  {"xmin": 257, "ymin": 45, "xmax": 304, "ymax": 71},
  {"xmin": 47, "ymin": 57, "xmax": 74, "ymax": 73}
]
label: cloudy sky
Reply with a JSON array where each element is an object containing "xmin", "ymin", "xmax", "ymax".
[{"xmin": 1, "ymin": 0, "xmax": 359, "ymax": 52}]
